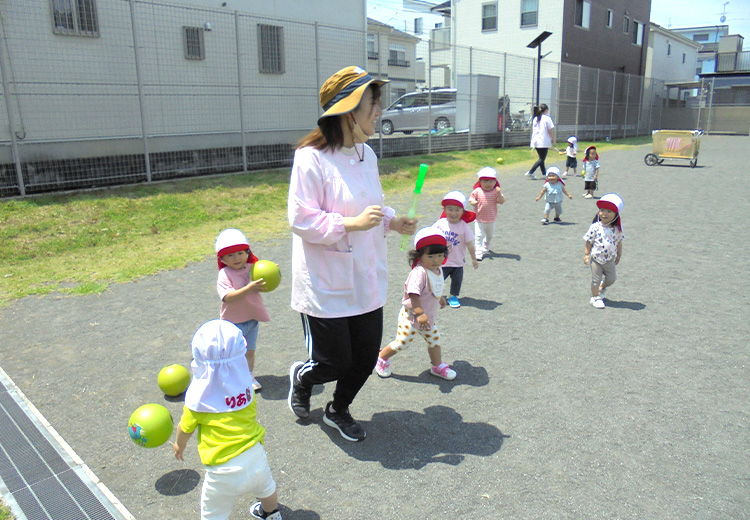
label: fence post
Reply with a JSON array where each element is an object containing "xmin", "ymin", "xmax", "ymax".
[
  {"xmin": 623, "ymin": 73, "xmax": 631, "ymax": 139},
  {"xmin": 501, "ymin": 52, "xmax": 506, "ymax": 149},
  {"xmin": 377, "ymin": 31, "xmax": 383, "ymax": 158},
  {"xmin": 609, "ymin": 71, "xmax": 616, "ymax": 140},
  {"xmin": 234, "ymin": 12, "xmax": 247, "ymax": 172},
  {"xmin": 129, "ymin": 0, "xmax": 152, "ymax": 183},
  {"xmin": 0, "ymin": 22, "xmax": 24, "ymax": 196},
  {"xmin": 706, "ymin": 77, "xmax": 714, "ymax": 133},
  {"xmin": 314, "ymin": 23, "xmax": 321, "ymax": 120},
  {"xmin": 467, "ymin": 46, "xmax": 472, "ymax": 151},
  {"xmin": 580, "ymin": 63, "xmax": 582, "ymax": 139},
  {"xmin": 696, "ymin": 77, "xmax": 704, "ymax": 130},
  {"xmin": 427, "ymin": 44, "xmax": 432, "ymax": 154},
  {"xmin": 593, "ymin": 68, "xmax": 599, "ymax": 141}
]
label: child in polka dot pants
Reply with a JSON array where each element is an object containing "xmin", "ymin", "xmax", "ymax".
[{"xmin": 375, "ymin": 227, "xmax": 457, "ymax": 381}]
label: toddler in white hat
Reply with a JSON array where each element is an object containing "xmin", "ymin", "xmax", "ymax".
[
  {"xmin": 432, "ymin": 191, "xmax": 478, "ymax": 308},
  {"xmin": 174, "ymin": 319, "xmax": 282, "ymax": 520},
  {"xmin": 215, "ymin": 228, "xmax": 271, "ymax": 391},
  {"xmin": 469, "ymin": 167, "xmax": 506, "ymax": 260},
  {"xmin": 375, "ymin": 227, "xmax": 457, "ymax": 380},
  {"xmin": 583, "ymin": 194, "xmax": 625, "ymax": 309}
]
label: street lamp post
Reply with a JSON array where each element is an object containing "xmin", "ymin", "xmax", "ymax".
[{"xmin": 527, "ymin": 31, "xmax": 552, "ymax": 108}]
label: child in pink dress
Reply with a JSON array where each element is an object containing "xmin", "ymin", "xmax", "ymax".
[
  {"xmin": 469, "ymin": 167, "xmax": 506, "ymax": 260},
  {"xmin": 375, "ymin": 227, "xmax": 456, "ymax": 380}
]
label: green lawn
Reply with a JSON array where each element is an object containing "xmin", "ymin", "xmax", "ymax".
[
  {"xmin": 0, "ymin": 137, "xmax": 649, "ymax": 306},
  {"xmin": 0, "ymin": 500, "xmax": 14, "ymax": 520}
]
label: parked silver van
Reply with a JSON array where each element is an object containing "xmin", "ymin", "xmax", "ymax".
[{"xmin": 379, "ymin": 89, "xmax": 456, "ymax": 135}]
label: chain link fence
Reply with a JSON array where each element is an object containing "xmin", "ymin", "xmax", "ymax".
[{"xmin": 0, "ymin": 0, "xmax": 740, "ymax": 197}]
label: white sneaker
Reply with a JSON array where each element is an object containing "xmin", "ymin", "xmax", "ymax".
[
  {"xmin": 584, "ymin": 193, "xmax": 593, "ymax": 199},
  {"xmin": 525, "ymin": 171, "xmax": 536, "ymax": 179},
  {"xmin": 590, "ymin": 296, "xmax": 605, "ymax": 309}
]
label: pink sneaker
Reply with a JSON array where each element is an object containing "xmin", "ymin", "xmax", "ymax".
[
  {"xmin": 430, "ymin": 362, "xmax": 456, "ymax": 380},
  {"xmin": 375, "ymin": 357, "xmax": 391, "ymax": 378}
]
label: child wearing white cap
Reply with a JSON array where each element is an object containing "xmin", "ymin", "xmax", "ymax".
[
  {"xmin": 564, "ymin": 136, "xmax": 578, "ymax": 177},
  {"xmin": 215, "ymin": 228, "xmax": 270, "ymax": 391},
  {"xmin": 375, "ymin": 227, "xmax": 456, "ymax": 380},
  {"xmin": 468, "ymin": 167, "xmax": 506, "ymax": 260},
  {"xmin": 583, "ymin": 194, "xmax": 625, "ymax": 309},
  {"xmin": 433, "ymin": 191, "xmax": 478, "ymax": 308},
  {"xmin": 173, "ymin": 320, "xmax": 282, "ymax": 520},
  {"xmin": 535, "ymin": 167, "xmax": 573, "ymax": 224}
]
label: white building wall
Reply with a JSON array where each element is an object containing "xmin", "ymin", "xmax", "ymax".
[
  {"xmin": 0, "ymin": 0, "xmax": 365, "ymax": 156},
  {"xmin": 453, "ymin": 0, "xmax": 564, "ymax": 63},
  {"xmin": 645, "ymin": 29, "xmax": 700, "ymax": 83}
]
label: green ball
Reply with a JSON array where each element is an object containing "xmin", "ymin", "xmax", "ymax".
[
  {"xmin": 157, "ymin": 364, "xmax": 191, "ymax": 396},
  {"xmin": 128, "ymin": 403, "xmax": 173, "ymax": 448},
  {"xmin": 496, "ymin": 157, "xmax": 504, "ymax": 164},
  {"xmin": 252, "ymin": 260, "xmax": 281, "ymax": 292}
]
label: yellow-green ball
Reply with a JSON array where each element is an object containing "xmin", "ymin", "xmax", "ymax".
[
  {"xmin": 157, "ymin": 364, "xmax": 191, "ymax": 396},
  {"xmin": 496, "ymin": 157, "xmax": 504, "ymax": 164},
  {"xmin": 128, "ymin": 403, "xmax": 174, "ymax": 448},
  {"xmin": 252, "ymin": 260, "xmax": 282, "ymax": 292}
]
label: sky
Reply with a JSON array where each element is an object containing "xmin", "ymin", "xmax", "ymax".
[{"xmin": 366, "ymin": 0, "xmax": 750, "ymax": 48}]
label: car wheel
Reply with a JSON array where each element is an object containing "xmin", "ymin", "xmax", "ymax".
[
  {"xmin": 644, "ymin": 153, "xmax": 658, "ymax": 166},
  {"xmin": 380, "ymin": 120, "xmax": 394, "ymax": 135},
  {"xmin": 435, "ymin": 117, "xmax": 450, "ymax": 132}
]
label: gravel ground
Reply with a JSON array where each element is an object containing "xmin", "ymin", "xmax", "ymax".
[{"xmin": 1, "ymin": 135, "xmax": 748, "ymax": 520}]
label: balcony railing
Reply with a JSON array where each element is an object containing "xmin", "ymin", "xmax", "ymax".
[
  {"xmin": 430, "ymin": 27, "xmax": 450, "ymax": 51},
  {"xmin": 388, "ymin": 58, "xmax": 410, "ymax": 67},
  {"xmin": 717, "ymin": 51, "xmax": 750, "ymax": 72},
  {"xmin": 368, "ymin": 51, "xmax": 379, "ymax": 60}
]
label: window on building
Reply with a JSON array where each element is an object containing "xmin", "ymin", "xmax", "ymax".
[
  {"xmin": 414, "ymin": 17, "xmax": 424, "ymax": 35},
  {"xmin": 183, "ymin": 27, "xmax": 205, "ymax": 60},
  {"xmin": 667, "ymin": 43, "xmax": 671, "ymax": 56},
  {"xmin": 389, "ymin": 44, "xmax": 408, "ymax": 67},
  {"xmin": 482, "ymin": 2, "xmax": 498, "ymax": 31},
  {"xmin": 574, "ymin": 0, "xmax": 591, "ymax": 29},
  {"xmin": 521, "ymin": 0, "xmax": 538, "ymax": 27},
  {"xmin": 606, "ymin": 9, "xmax": 613, "ymax": 28},
  {"xmin": 683, "ymin": 53, "xmax": 686, "ymax": 64},
  {"xmin": 623, "ymin": 16, "xmax": 629, "ymax": 34},
  {"xmin": 367, "ymin": 34, "xmax": 378, "ymax": 60},
  {"xmin": 51, "ymin": 0, "xmax": 99, "ymax": 36},
  {"xmin": 258, "ymin": 24, "xmax": 284, "ymax": 74},
  {"xmin": 636, "ymin": 22, "xmax": 643, "ymax": 45},
  {"xmin": 693, "ymin": 33, "xmax": 709, "ymax": 42}
]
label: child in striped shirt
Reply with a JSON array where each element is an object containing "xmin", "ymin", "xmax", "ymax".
[{"xmin": 469, "ymin": 167, "xmax": 505, "ymax": 261}]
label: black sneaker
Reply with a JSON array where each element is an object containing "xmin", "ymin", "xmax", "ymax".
[
  {"xmin": 288, "ymin": 361, "xmax": 311, "ymax": 419},
  {"xmin": 249, "ymin": 501, "xmax": 282, "ymax": 520},
  {"xmin": 323, "ymin": 401, "xmax": 366, "ymax": 442}
]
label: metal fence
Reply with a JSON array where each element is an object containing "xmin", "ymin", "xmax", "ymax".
[{"xmin": 0, "ymin": 0, "xmax": 732, "ymax": 197}]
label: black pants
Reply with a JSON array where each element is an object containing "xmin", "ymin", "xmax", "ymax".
[
  {"xmin": 297, "ymin": 308, "xmax": 383, "ymax": 411},
  {"xmin": 529, "ymin": 147, "xmax": 549, "ymax": 175},
  {"xmin": 442, "ymin": 266, "xmax": 464, "ymax": 297}
]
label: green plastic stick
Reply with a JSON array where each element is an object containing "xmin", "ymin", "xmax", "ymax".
[{"xmin": 400, "ymin": 163, "xmax": 429, "ymax": 251}]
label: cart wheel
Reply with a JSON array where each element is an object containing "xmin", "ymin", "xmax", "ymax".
[
  {"xmin": 690, "ymin": 158, "xmax": 697, "ymax": 168},
  {"xmin": 644, "ymin": 153, "xmax": 658, "ymax": 166}
]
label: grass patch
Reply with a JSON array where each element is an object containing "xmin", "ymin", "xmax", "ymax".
[
  {"xmin": 0, "ymin": 500, "xmax": 14, "ymax": 520},
  {"xmin": 0, "ymin": 137, "xmax": 649, "ymax": 306}
]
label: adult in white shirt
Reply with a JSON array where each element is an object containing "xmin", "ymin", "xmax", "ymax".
[
  {"xmin": 526, "ymin": 103, "xmax": 557, "ymax": 180},
  {"xmin": 286, "ymin": 66, "xmax": 417, "ymax": 442}
]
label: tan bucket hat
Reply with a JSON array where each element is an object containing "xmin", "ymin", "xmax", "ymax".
[{"xmin": 318, "ymin": 66, "xmax": 387, "ymax": 124}]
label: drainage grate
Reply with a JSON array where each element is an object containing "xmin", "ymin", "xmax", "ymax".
[{"xmin": 0, "ymin": 371, "xmax": 131, "ymax": 520}]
